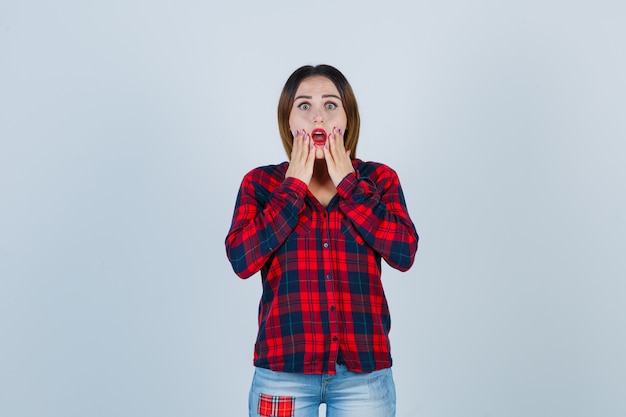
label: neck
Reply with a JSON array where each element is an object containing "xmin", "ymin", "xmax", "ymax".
[{"xmin": 311, "ymin": 160, "xmax": 331, "ymax": 185}]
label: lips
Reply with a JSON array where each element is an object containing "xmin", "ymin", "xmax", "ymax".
[{"xmin": 311, "ymin": 128, "xmax": 327, "ymax": 145}]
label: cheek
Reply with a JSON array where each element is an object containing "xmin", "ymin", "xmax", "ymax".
[
  {"xmin": 288, "ymin": 114, "xmax": 300, "ymax": 133},
  {"xmin": 336, "ymin": 112, "xmax": 348, "ymax": 129}
]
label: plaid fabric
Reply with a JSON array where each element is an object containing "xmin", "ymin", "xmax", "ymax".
[
  {"xmin": 226, "ymin": 159, "xmax": 418, "ymax": 374},
  {"xmin": 257, "ymin": 393, "xmax": 295, "ymax": 417}
]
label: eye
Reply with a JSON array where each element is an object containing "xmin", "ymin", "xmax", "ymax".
[
  {"xmin": 325, "ymin": 102, "xmax": 337, "ymax": 110},
  {"xmin": 298, "ymin": 103, "xmax": 311, "ymax": 110}
]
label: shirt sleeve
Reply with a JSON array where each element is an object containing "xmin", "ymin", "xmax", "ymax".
[
  {"xmin": 336, "ymin": 166, "xmax": 418, "ymax": 271},
  {"xmin": 225, "ymin": 171, "xmax": 308, "ymax": 278}
]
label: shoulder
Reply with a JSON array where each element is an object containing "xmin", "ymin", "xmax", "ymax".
[
  {"xmin": 353, "ymin": 159, "xmax": 398, "ymax": 181},
  {"xmin": 244, "ymin": 162, "xmax": 289, "ymax": 182},
  {"xmin": 241, "ymin": 162, "xmax": 289, "ymax": 187}
]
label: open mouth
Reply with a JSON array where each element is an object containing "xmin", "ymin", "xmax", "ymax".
[{"xmin": 311, "ymin": 128, "xmax": 327, "ymax": 146}]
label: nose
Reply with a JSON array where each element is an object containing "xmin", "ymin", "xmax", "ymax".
[{"xmin": 312, "ymin": 108, "xmax": 324, "ymax": 124}]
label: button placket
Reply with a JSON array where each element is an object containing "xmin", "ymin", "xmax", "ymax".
[{"xmin": 322, "ymin": 211, "xmax": 341, "ymax": 366}]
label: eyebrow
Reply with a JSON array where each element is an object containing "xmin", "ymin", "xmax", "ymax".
[{"xmin": 294, "ymin": 94, "xmax": 341, "ymax": 101}]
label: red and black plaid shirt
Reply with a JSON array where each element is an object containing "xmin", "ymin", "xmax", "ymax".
[{"xmin": 225, "ymin": 159, "xmax": 418, "ymax": 374}]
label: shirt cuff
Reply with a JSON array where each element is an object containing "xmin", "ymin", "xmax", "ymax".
[
  {"xmin": 282, "ymin": 176, "xmax": 309, "ymax": 198},
  {"xmin": 336, "ymin": 171, "xmax": 359, "ymax": 200}
]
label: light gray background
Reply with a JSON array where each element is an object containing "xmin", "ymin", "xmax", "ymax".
[{"xmin": 1, "ymin": 1, "xmax": 625, "ymax": 416}]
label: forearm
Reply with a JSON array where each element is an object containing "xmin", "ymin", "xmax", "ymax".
[
  {"xmin": 337, "ymin": 171, "xmax": 418, "ymax": 271},
  {"xmin": 226, "ymin": 177, "xmax": 307, "ymax": 278}
]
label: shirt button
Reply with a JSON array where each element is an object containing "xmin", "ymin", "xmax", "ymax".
[
  {"xmin": 330, "ymin": 306, "xmax": 336, "ymax": 311},
  {"xmin": 323, "ymin": 242, "xmax": 329, "ymax": 248},
  {"xmin": 332, "ymin": 336, "xmax": 338, "ymax": 342},
  {"xmin": 326, "ymin": 274, "xmax": 332, "ymax": 280}
]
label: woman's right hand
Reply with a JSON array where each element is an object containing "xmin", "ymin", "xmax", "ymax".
[{"xmin": 285, "ymin": 130, "xmax": 315, "ymax": 185}]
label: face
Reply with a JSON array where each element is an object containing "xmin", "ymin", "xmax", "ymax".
[{"xmin": 289, "ymin": 76, "xmax": 348, "ymax": 159}]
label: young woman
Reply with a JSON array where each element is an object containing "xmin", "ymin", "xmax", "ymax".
[{"xmin": 225, "ymin": 64, "xmax": 419, "ymax": 417}]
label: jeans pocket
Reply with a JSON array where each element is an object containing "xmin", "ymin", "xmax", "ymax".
[{"xmin": 367, "ymin": 368, "xmax": 396, "ymax": 403}]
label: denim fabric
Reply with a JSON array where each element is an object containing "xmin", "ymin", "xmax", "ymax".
[{"xmin": 249, "ymin": 364, "xmax": 396, "ymax": 417}]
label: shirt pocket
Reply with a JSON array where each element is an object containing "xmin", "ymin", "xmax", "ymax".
[
  {"xmin": 341, "ymin": 221, "xmax": 366, "ymax": 246},
  {"xmin": 292, "ymin": 213, "xmax": 312, "ymax": 237}
]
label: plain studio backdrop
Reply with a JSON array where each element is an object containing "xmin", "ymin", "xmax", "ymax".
[{"xmin": 1, "ymin": 1, "xmax": 625, "ymax": 416}]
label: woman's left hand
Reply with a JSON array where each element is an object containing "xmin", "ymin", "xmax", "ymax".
[{"xmin": 323, "ymin": 127, "xmax": 355, "ymax": 186}]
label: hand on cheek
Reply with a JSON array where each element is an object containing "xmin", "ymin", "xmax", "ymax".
[
  {"xmin": 285, "ymin": 129, "xmax": 315, "ymax": 185},
  {"xmin": 323, "ymin": 127, "xmax": 354, "ymax": 186}
]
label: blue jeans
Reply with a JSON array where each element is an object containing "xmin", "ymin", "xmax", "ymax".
[{"xmin": 249, "ymin": 363, "xmax": 396, "ymax": 417}]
